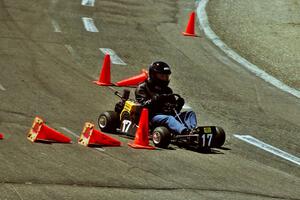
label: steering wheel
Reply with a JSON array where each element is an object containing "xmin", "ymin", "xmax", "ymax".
[
  {"xmin": 161, "ymin": 93, "xmax": 183, "ymax": 113},
  {"xmin": 171, "ymin": 93, "xmax": 182, "ymax": 100}
]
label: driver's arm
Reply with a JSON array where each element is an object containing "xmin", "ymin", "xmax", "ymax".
[
  {"xmin": 135, "ymin": 83, "xmax": 168, "ymax": 108},
  {"xmin": 175, "ymin": 96, "xmax": 185, "ymax": 112},
  {"xmin": 135, "ymin": 83, "xmax": 153, "ymax": 107},
  {"xmin": 135, "ymin": 90, "xmax": 149, "ymax": 105}
]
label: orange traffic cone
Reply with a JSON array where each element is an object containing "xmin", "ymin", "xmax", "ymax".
[
  {"xmin": 182, "ymin": 11, "xmax": 196, "ymax": 37},
  {"xmin": 128, "ymin": 108, "xmax": 155, "ymax": 150},
  {"xmin": 93, "ymin": 54, "xmax": 113, "ymax": 86},
  {"xmin": 115, "ymin": 69, "xmax": 148, "ymax": 87},
  {"xmin": 27, "ymin": 117, "xmax": 71, "ymax": 143},
  {"xmin": 0, "ymin": 133, "xmax": 3, "ymax": 140},
  {"xmin": 78, "ymin": 122, "xmax": 121, "ymax": 147}
]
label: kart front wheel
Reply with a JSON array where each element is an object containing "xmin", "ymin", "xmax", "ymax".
[
  {"xmin": 152, "ymin": 127, "xmax": 171, "ymax": 148},
  {"xmin": 212, "ymin": 126, "xmax": 226, "ymax": 148},
  {"xmin": 98, "ymin": 111, "xmax": 120, "ymax": 133}
]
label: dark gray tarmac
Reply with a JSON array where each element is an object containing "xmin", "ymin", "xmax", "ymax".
[{"xmin": 0, "ymin": 0, "xmax": 299, "ymax": 199}]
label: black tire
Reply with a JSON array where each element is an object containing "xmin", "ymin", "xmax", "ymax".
[
  {"xmin": 98, "ymin": 111, "xmax": 120, "ymax": 133},
  {"xmin": 152, "ymin": 127, "xmax": 171, "ymax": 148},
  {"xmin": 212, "ymin": 126, "xmax": 226, "ymax": 147}
]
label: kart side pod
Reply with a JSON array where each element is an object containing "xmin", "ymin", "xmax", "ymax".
[{"xmin": 190, "ymin": 126, "xmax": 226, "ymax": 149}]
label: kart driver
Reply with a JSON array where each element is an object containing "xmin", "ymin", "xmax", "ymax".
[{"xmin": 135, "ymin": 61, "xmax": 197, "ymax": 135}]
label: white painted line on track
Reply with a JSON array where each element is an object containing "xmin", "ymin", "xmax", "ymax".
[
  {"xmin": 60, "ymin": 127, "xmax": 106, "ymax": 152},
  {"xmin": 99, "ymin": 48, "xmax": 127, "ymax": 65},
  {"xmin": 197, "ymin": 0, "xmax": 300, "ymax": 99},
  {"xmin": 60, "ymin": 127, "xmax": 79, "ymax": 138},
  {"xmin": 82, "ymin": 17, "xmax": 99, "ymax": 32},
  {"xmin": 64, "ymin": 44, "xmax": 76, "ymax": 58},
  {"xmin": 0, "ymin": 83, "xmax": 6, "ymax": 91},
  {"xmin": 51, "ymin": 19, "xmax": 61, "ymax": 33},
  {"xmin": 95, "ymin": 147, "xmax": 105, "ymax": 152},
  {"xmin": 81, "ymin": 0, "xmax": 95, "ymax": 7},
  {"xmin": 234, "ymin": 135, "xmax": 300, "ymax": 166}
]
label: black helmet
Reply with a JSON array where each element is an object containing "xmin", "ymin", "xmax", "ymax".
[{"xmin": 148, "ymin": 61, "xmax": 171, "ymax": 87}]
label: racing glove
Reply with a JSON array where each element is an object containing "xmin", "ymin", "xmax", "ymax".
[
  {"xmin": 114, "ymin": 101, "xmax": 124, "ymax": 113},
  {"xmin": 175, "ymin": 97, "xmax": 185, "ymax": 112},
  {"xmin": 142, "ymin": 95, "xmax": 162, "ymax": 107},
  {"xmin": 151, "ymin": 94, "xmax": 170, "ymax": 104}
]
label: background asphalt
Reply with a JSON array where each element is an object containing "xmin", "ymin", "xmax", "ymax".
[
  {"xmin": 0, "ymin": 0, "xmax": 299, "ymax": 199},
  {"xmin": 207, "ymin": 0, "xmax": 300, "ymax": 90}
]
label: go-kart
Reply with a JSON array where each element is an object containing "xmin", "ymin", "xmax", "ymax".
[{"xmin": 97, "ymin": 89, "xmax": 226, "ymax": 150}]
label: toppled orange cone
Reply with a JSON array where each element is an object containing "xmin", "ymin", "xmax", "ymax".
[
  {"xmin": 0, "ymin": 133, "xmax": 3, "ymax": 140},
  {"xmin": 128, "ymin": 108, "xmax": 155, "ymax": 150},
  {"xmin": 93, "ymin": 54, "xmax": 113, "ymax": 86},
  {"xmin": 115, "ymin": 69, "xmax": 148, "ymax": 87},
  {"xmin": 182, "ymin": 11, "xmax": 196, "ymax": 37},
  {"xmin": 27, "ymin": 117, "xmax": 71, "ymax": 143},
  {"xmin": 78, "ymin": 122, "xmax": 121, "ymax": 147}
]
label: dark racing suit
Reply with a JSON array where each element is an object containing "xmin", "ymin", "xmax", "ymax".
[
  {"xmin": 135, "ymin": 80, "xmax": 177, "ymax": 117},
  {"xmin": 135, "ymin": 80, "xmax": 197, "ymax": 135}
]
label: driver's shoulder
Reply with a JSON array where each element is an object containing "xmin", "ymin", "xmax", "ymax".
[{"xmin": 136, "ymin": 82, "xmax": 147, "ymax": 91}]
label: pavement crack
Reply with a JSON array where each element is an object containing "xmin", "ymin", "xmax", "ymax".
[
  {"xmin": 0, "ymin": 109, "xmax": 32, "ymax": 118},
  {"xmin": 1, "ymin": 181, "xmax": 298, "ymax": 200}
]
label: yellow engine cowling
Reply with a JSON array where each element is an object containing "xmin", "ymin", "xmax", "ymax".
[
  {"xmin": 120, "ymin": 100, "xmax": 142, "ymax": 123},
  {"xmin": 120, "ymin": 100, "xmax": 142, "ymax": 135}
]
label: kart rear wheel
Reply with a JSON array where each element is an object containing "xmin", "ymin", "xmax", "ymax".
[
  {"xmin": 98, "ymin": 111, "xmax": 120, "ymax": 133},
  {"xmin": 212, "ymin": 126, "xmax": 226, "ymax": 147},
  {"xmin": 152, "ymin": 127, "xmax": 171, "ymax": 148}
]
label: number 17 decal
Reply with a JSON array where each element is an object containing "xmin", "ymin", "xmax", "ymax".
[
  {"xmin": 121, "ymin": 120, "xmax": 132, "ymax": 133},
  {"xmin": 202, "ymin": 134, "xmax": 213, "ymax": 147}
]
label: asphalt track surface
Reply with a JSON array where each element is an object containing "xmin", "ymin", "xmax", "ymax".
[
  {"xmin": 0, "ymin": 0, "xmax": 299, "ymax": 199},
  {"xmin": 207, "ymin": 0, "xmax": 300, "ymax": 90}
]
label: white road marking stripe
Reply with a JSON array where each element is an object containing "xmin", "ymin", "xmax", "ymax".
[
  {"xmin": 60, "ymin": 127, "xmax": 105, "ymax": 152},
  {"xmin": 64, "ymin": 44, "xmax": 76, "ymax": 57},
  {"xmin": 234, "ymin": 135, "xmax": 300, "ymax": 166},
  {"xmin": 99, "ymin": 48, "xmax": 127, "ymax": 65},
  {"xmin": 82, "ymin": 17, "xmax": 99, "ymax": 32},
  {"xmin": 197, "ymin": 0, "xmax": 300, "ymax": 99},
  {"xmin": 0, "ymin": 83, "xmax": 6, "ymax": 91},
  {"xmin": 60, "ymin": 127, "xmax": 79, "ymax": 138},
  {"xmin": 51, "ymin": 19, "xmax": 61, "ymax": 33},
  {"xmin": 95, "ymin": 147, "xmax": 105, "ymax": 152},
  {"xmin": 81, "ymin": 0, "xmax": 95, "ymax": 7}
]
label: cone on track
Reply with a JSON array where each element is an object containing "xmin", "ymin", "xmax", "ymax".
[
  {"xmin": 128, "ymin": 108, "xmax": 155, "ymax": 150},
  {"xmin": 78, "ymin": 122, "xmax": 121, "ymax": 147},
  {"xmin": 182, "ymin": 11, "xmax": 196, "ymax": 37},
  {"xmin": 93, "ymin": 54, "xmax": 113, "ymax": 86},
  {"xmin": 0, "ymin": 133, "xmax": 3, "ymax": 140},
  {"xmin": 115, "ymin": 69, "xmax": 148, "ymax": 87},
  {"xmin": 27, "ymin": 117, "xmax": 71, "ymax": 143}
]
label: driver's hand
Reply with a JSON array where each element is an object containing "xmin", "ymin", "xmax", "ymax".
[
  {"xmin": 176, "ymin": 97, "xmax": 185, "ymax": 111},
  {"xmin": 115, "ymin": 101, "xmax": 124, "ymax": 113},
  {"xmin": 152, "ymin": 94, "xmax": 171, "ymax": 102}
]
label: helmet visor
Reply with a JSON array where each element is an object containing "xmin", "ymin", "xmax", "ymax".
[{"xmin": 155, "ymin": 73, "xmax": 170, "ymax": 82}]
